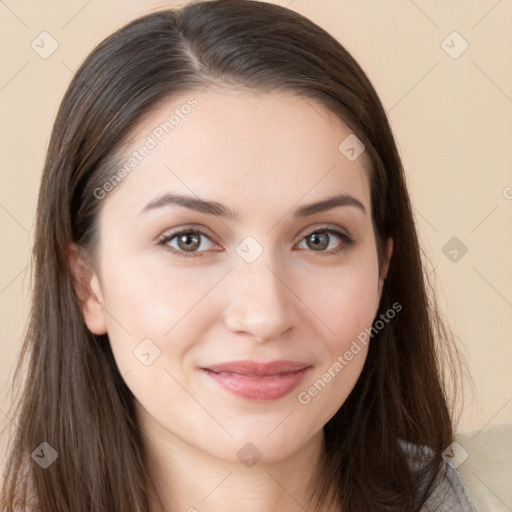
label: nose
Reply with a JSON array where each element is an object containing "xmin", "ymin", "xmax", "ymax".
[{"xmin": 221, "ymin": 254, "xmax": 300, "ymax": 342}]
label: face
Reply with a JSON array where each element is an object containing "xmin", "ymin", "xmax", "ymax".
[{"xmin": 77, "ymin": 87, "xmax": 392, "ymax": 466}]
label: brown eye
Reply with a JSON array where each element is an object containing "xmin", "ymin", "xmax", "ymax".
[
  {"xmin": 306, "ymin": 232, "xmax": 329, "ymax": 251},
  {"xmin": 160, "ymin": 229, "xmax": 216, "ymax": 255},
  {"xmin": 297, "ymin": 229, "xmax": 353, "ymax": 253},
  {"xmin": 176, "ymin": 232, "xmax": 201, "ymax": 251}
]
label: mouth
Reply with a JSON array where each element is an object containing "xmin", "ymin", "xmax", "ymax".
[{"xmin": 201, "ymin": 360, "xmax": 312, "ymax": 401}]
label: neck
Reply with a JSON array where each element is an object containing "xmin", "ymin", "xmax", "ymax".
[{"xmin": 142, "ymin": 417, "xmax": 333, "ymax": 512}]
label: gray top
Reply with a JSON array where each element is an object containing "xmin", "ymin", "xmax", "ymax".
[
  {"xmin": 400, "ymin": 440, "xmax": 477, "ymax": 511},
  {"xmin": 422, "ymin": 462, "xmax": 477, "ymax": 511}
]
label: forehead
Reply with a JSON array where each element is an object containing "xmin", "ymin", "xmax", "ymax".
[{"xmin": 102, "ymin": 87, "xmax": 371, "ymax": 219}]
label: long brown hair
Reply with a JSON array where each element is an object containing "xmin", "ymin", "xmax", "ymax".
[{"xmin": 1, "ymin": 1, "xmax": 465, "ymax": 510}]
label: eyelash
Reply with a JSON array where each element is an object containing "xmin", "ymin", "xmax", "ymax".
[{"xmin": 157, "ymin": 225, "xmax": 354, "ymax": 259}]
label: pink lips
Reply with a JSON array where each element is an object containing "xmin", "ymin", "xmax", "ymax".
[{"xmin": 202, "ymin": 360, "xmax": 312, "ymax": 401}]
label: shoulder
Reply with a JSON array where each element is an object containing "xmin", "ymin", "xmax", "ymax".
[
  {"xmin": 398, "ymin": 438, "xmax": 477, "ymax": 511},
  {"xmin": 454, "ymin": 423, "xmax": 512, "ymax": 512},
  {"xmin": 423, "ymin": 459, "xmax": 477, "ymax": 511}
]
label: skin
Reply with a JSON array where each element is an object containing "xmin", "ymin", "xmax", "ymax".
[{"xmin": 71, "ymin": 86, "xmax": 393, "ymax": 512}]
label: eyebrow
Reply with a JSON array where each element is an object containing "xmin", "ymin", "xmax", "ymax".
[{"xmin": 140, "ymin": 192, "xmax": 367, "ymax": 218}]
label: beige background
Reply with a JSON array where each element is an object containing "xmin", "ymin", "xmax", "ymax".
[{"xmin": 1, "ymin": 0, "xmax": 511, "ymax": 450}]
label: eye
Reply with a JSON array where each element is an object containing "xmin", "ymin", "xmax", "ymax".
[
  {"xmin": 158, "ymin": 229, "xmax": 218, "ymax": 257},
  {"xmin": 158, "ymin": 226, "xmax": 354, "ymax": 258},
  {"xmin": 297, "ymin": 228, "xmax": 353, "ymax": 253}
]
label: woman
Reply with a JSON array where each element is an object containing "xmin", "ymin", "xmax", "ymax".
[{"xmin": 0, "ymin": 0, "xmax": 476, "ymax": 510}]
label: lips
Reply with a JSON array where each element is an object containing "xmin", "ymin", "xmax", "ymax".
[
  {"xmin": 201, "ymin": 360, "xmax": 312, "ymax": 401},
  {"xmin": 204, "ymin": 360, "xmax": 311, "ymax": 376}
]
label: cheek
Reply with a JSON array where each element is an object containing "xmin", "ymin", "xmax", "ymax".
[
  {"xmin": 297, "ymin": 253, "xmax": 381, "ymax": 345},
  {"xmin": 292, "ymin": 250, "xmax": 380, "ymax": 408},
  {"xmin": 98, "ymin": 252, "xmax": 228, "ymax": 364}
]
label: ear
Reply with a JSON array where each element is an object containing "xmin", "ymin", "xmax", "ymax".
[
  {"xmin": 67, "ymin": 243, "xmax": 107, "ymax": 335},
  {"xmin": 377, "ymin": 238, "xmax": 394, "ymax": 299}
]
